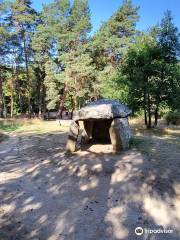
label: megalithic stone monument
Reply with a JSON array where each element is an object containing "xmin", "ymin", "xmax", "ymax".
[{"xmin": 66, "ymin": 99, "xmax": 132, "ymax": 152}]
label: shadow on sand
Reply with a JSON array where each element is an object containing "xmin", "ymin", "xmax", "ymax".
[{"xmin": 0, "ymin": 131, "xmax": 179, "ymax": 240}]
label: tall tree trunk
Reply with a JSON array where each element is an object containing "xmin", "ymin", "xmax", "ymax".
[
  {"xmin": 37, "ymin": 82, "xmax": 41, "ymax": 118},
  {"xmin": 10, "ymin": 80, "xmax": 14, "ymax": 118},
  {"xmin": 147, "ymin": 93, "xmax": 151, "ymax": 129},
  {"xmin": 70, "ymin": 95, "xmax": 74, "ymax": 119},
  {"xmin": 15, "ymin": 73, "xmax": 22, "ymax": 113},
  {"xmin": 143, "ymin": 91, "xmax": 147, "ymax": 125},
  {"xmin": 38, "ymin": 83, "xmax": 43, "ymax": 119},
  {"xmin": 42, "ymin": 84, "xmax": 46, "ymax": 119},
  {"xmin": 23, "ymin": 38, "xmax": 31, "ymax": 118},
  {"xmin": 74, "ymin": 97, "xmax": 77, "ymax": 111},
  {"xmin": 147, "ymin": 112, "xmax": 151, "ymax": 129},
  {"xmin": 0, "ymin": 71, "xmax": 4, "ymax": 117},
  {"xmin": 27, "ymin": 96, "xmax": 31, "ymax": 118},
  {"xmin": 2, "ymin": 94, "xmax": 7, "ymax": 118},
  {"xmin": 154, "ymin": 105, "xmax": 159, "ymax": 126},
  {"xmin": 35, "ymin": 67, "xmax": 45, "ymax": 119},
  {"xmin": 74, "ymin": 76, "xmax": 78, "ymax": 111},
  {"xmin": 10, "ymin": 59, "xmax": 17, "ymax": 118},
  {"xmin": 144, "ymin": 109, "xmax": 147, "ymax": 125},
  {"xmin": 58, "ymin": 82, "xmax": 67, "ymax": 119}
]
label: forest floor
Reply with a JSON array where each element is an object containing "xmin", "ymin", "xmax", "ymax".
[{"xmin": 0, "ymin": 119, "xmax": 180, "ymax": 240}]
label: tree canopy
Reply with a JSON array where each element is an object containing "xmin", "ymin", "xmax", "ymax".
[{"xmin": 0, "ymin": 0, "xmax": 179, "ymax": 126}]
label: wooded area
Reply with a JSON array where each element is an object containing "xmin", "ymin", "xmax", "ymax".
[{"xmin": 0, "ymin": 0, "xmax": 180, "ymax": 128}]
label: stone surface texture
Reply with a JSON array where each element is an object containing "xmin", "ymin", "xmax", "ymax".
[
  {"xmin": 73, "ymin": 99, "xmax": 132, "ymax": 121},
  {"xmin": 66, "ymin": 121, "xmax": 79, "ymax": 152},
  {"xmin": 109, "ymin": 118, "xmax": 132, "ymax": 151},
  {"xmin": 66, "ymin": 99, "xmax": 132, "ymax": 152}
]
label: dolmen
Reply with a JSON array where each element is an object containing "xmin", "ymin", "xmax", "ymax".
[{"xmin": 66, "ymin": 99, "xmax": 132, "ymax": 152}]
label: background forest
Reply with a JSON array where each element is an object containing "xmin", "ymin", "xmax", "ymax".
[{"xmin": 0, "ymin": 0, "xmax": 180, "ymax": 128}]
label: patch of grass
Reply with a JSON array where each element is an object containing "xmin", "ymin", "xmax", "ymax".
[
  {"xmin": 130, "ymin": 136, "xmax": 156, "ymax": 158},
  {"xmin": 130, "ymin": 118, "xmax": 180, "ymax": 161},
  {"xmin": 129, "ymin": 136, "xmax": 145, "ymax": 148},
  {"xmin": 0, "ymin": 119, "xmax": 70, "ymax": 134},
  {"xmin": 0, "ymin": 121, "xmax": 21, "ymax": 132}
]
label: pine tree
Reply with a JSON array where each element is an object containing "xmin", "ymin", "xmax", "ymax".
[
  {"xmin": 0, "ymin": 1, "xmax": 7, "ymax": 117},
  {"xmin": 90, "ymin": 0, "xmax": 139, "ymax": 99},
  {"xmin": 157, "ymin": 10, "xmax": 180, "ymax": 112},
  {"xmin": 31, "ymin": 5, "xmax": 55, "ymax": 118},
  {"xmin": 92, "ymin": 0, "xmax": 139, "ymax": 65},
  {"xmin": 158, "ymin": 10, "xmax": 180, "ymax": 63},
  {"xmin": 38, "ymin": 0, "xmax": 92, "ymax": 115},
  {"xmin": 7, "ymin": 0, "xmax": 37, "ymax": 116}
]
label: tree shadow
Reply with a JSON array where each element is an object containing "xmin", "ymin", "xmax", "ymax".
[{"xmin": 0, "ymin": 131, "xmax": 179, "ymax": 239}]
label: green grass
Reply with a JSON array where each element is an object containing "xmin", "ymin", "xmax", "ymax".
[
  {"xmin": 130, "ymin": 136, "xmax": 155, "ymax": 157},
  {"xmin": 0, "ymin": 121, "xmax": 21, "ymax": 132},
  {"xmin": 0, "ymin": 119, "xmax": 69, "ymax": 134},
  {"xmin": 130, "ymin": 119, "xmax": 180, "ymax": 161}
]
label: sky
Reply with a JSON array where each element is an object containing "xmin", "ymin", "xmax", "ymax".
[{"xmin": 32, "ymin": 0, "xmax": 180, "ymax": 34}]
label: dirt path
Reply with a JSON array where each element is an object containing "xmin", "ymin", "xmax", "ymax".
[{"xmin": 0, "ymin": 131, "xmax": 180, "ymax": 240}]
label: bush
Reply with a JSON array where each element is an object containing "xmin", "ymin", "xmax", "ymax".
[{"xmin": 166, "ymin": 112, "xmax": 180, "ymax": 125}]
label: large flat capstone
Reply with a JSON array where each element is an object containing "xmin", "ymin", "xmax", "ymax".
[{"xmin": 73, "ymin": 99, "xmax": 132, "ymax": 121}]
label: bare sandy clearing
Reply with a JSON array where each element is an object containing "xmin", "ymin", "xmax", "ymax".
[{"xmin": 0, "ymin": 129, "xmax": 180, "ymax": 240}]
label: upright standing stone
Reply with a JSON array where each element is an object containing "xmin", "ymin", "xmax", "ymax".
[
  {"xmin": 66, "ymin": 121, "xmax": 79, "ymax": 152},
  {"xmin": 109, "ymin": 118, "xmax": 132, "ymax": 151}
]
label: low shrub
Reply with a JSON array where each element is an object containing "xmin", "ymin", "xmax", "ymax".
[{"xmin": 166, "ymin": 111, "xmax": 180, "ymax": 125}]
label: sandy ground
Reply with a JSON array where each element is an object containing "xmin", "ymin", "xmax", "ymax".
[{"xmin": 0, "ymin": 129, "xmax": 180, "ymax": 240}]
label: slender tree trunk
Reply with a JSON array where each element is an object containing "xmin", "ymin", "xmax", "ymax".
[
  {"xmin": 16, "ymin": 76, "xmax": 23, "ymax": 113},
  {"xmin": 27, "ymin": 96, "xmax": 31, "ymax": 118},
  {"xmin": 10, "ymin": 59, "xmax": 17, "ymax": 118},
  {"xmin": 144, "ymin": 109, "xmax": 147, "ymax": 125},
  {"xmin": 70, "ymin": 95, "xmax": 74, "ymax": 119},
  {"xmin": 23, "ymin": 38, "xmax": 31, "ymax": 118},
  {"xmin": 154, "ymin": 105, "xmax": 159, "ymax": 126},
  {"xmin": 0, "ymin": 71, "xmax": 4, "ymax": 117},
  {"xmin": 35, "ymin": 67, "xmax": 45, "ymax": 119},
  {"xmin": 58, "ymin": 83, "xmax": 67, "ymax": 119},
  {"xmin": 42, "ymin": 84, "xmax": 46, "ymax": 119},
  {"xmin": 147, "ymin": 93, "xmax": 151, "ymax": 129},
  {"xmin": 74, "ymin": 76, "xmax": 78, "ymax": 111},
  {"xmin": 2, "ymin": 94, "xmax": 7, "ymax": 118},
  {"xmin": 70, "ymin": 110, "xmax": 74, "ymax": 120},
  {"xmin": 39, "ymin": 82, "xmax": 45, "ymax": 119},
  {"xmin": 10, "ymin": 81, "xmax": 14, "ymax": 118},
  {"xmin": 74, "ymin": 98, "xmax": 77, "ymax": 111},
  {"xmin": 143, "ymin": 91, "xmax": 147, "ymax": 125},
  {"xmin": 38, "ymin": 83, "xmax": 43, "ymax": 118},
  {"xmin": 38, "ymin": 83, "xmax": 41, "ymax": 118},
  {"xmin": 147, "ymin": 112, "xmax": 151, "ymax": 129},
  {"xmin": 19, "ymin": 92, "xmax": 23, "ymax": 113}
]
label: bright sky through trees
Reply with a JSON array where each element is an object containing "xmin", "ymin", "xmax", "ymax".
[{"xmin": 32, "ymin": 0, "xmax": 180, "ymax": 33}]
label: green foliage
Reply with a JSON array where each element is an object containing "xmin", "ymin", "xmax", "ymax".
[
  {"xmin": 0, "ymin": 120, "xmax": 21, "ymax": 132},
  {"xmin": 100, "ymin": 70, "xmax": 129, "ymax": 102},
  {"xmin": 44, "ymin": 59, "xmax": 62, "ymax": 110},
  {"xmin": 90, "ymin": 0, "xmax": 139, "ymax": 101},
  {"xmin": 0, "ymin": 0, "xmax": 179, "ymax": 123},
  {"xmin": 166, "ymin": 111, "xmax": 180, "ymax": 125},
  {"xmin": 59, "ymin": 47, "xmax": 96, "ymax": 109},
  {"xmin": 92, "ymin": 0, "xmax": 139, "ymax": 56},
  {"xmin": 121, "ymin": 16, "xmax": 180, "ymax": 127},
  {"xmin": 158, "ymin": 10, "xmax": 180, "ymax": 63}
]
